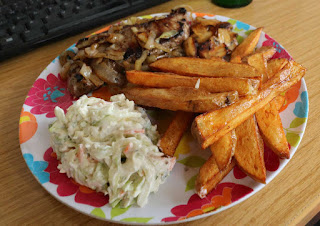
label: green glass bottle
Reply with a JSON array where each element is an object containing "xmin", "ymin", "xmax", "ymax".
[{"xmin": 212, "ymin": 0, "xmax": 252, "ymax": 8}]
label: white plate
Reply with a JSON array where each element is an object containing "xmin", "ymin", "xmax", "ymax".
[{"xmin": 19, "ymin": 12, "xmax": 308, "ymax": 224}]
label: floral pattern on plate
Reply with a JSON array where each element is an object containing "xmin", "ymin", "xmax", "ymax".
[{"xmin": 19, "ymin": 12, "xmax": 308, "ymax": 224}]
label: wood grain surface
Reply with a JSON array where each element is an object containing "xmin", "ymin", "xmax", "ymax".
[{"xmin": 1, "ymin": 0, "xmax": 320, "ymax": 225}]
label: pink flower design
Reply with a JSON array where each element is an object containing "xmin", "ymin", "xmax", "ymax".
[
  {"xmin": 162, "ymin": 183, "xmax": 253, "ymax": 222},
  {"xmin": 44, "ymin": 148, "xmax": 109, "ymax": 207},
  {"xmin": 25, "ymin": 73, "xmax": 74, "ymax": 118},
  {"xmin": 262, "ymin": 34, "xmax": 291, "ymax": 60}
]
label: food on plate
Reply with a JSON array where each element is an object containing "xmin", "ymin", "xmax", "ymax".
[
  {"xmin": 267, "ymin": 58, "xmax": 289, "ymax": 79},
  {"xmin": 120, "ymin": 86, "xmax": 239, "ymax": 112},
  {"xmin": 234, "ymin": 116, "xmax": 266, "ymax": 183},
  {"xmin": 126, "ymin": 70, "xmax": 260, "ymax": 95},
  {"xmin": 230, "ymin": 27, "xmax": 263, "ymax": 62},
  {"xmin": 196, "ymin": 157, "xmax": 235, "ymax": 198},
  {"xmin": 255, "ymin": 96, "xmax": 290, "ymax": 158},
  {"xmin": 150, "ymin": 57, "xmax": 261, "ymax": 78},
  {"xmin": 192, "ymin": 61, "xmax": 306, "ymax": 149},
  {"xmin": 59, "ymin": 8, "xmax": 190, "ymax": 97},
  {"xmin": 254, "ymin": 46, "xmax": 277, "ymax": 60},
  {"xmin": 49, "ymin": 94, "xmax": 175, "ymax": 208},
  {"xmin": 246, "ymin": 52, "xmax": 268, "ymax": 82},
  {"xmin": 53, "ymin": 8, "xmax": 307, "ymax": 203},
  {"xmin": 159, "ymin": 111, "xmax": 194, "ymax": 157},
  {"xmin": 188, "ymin": 17, "xmax": 238, "ymax": 59},
  {"xmin": 210, "ymin": 130, "xmax": 236, "ymax": 170}
]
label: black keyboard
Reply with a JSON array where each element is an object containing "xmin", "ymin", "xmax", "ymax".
[{"xmin": 0, "ymin": 0, "xmax": 170, "ymax": 61}]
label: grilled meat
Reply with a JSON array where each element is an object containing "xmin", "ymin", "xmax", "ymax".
[{"xmin": 60, "ymin": 8, "xmax": 190, "ymax": 97}]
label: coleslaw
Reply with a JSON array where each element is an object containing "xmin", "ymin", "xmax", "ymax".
[{"xmin": 49, "ymin": 94, "xmax": 175, "ymax": 208}]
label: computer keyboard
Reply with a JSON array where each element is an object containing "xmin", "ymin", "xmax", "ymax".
[{"xmin": 0, "ymin": 0, "xmax": 170, "ymax": 61}]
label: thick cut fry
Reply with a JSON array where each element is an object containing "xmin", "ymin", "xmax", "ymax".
[
  {"xmin": 271, "ymin": 95, "xmax": 286, "ymax": 111},
  {"xmin": 210, "ymin": 130, "xmax": 236, "ymax": 170},
  {"xmin": 122, "ymin": 86, "xmax": 239, "ymax": 113},
  {"xmin": 159, "ymin": 111, "xmax": 194, "ymax": 157},
  {"xmin": 234, "ymin": 116, "xmax": 266, "ymax": 183},
  {"xmin": 209, "ymin": 56, "xmax": 225, "ymax": 62},
  {"xmin": 255, "ymin": 46, "xmax": 276, "ymax": 60},
  {"xmin": 183, "ymin": 37, "xmax": 197, "ymax": 57},
  {"xmin": 247, "ymin": 52, "xmax": 268, "ymax": 83},
  {"xmin": 255, "ymin": 97, "xmax": 290, "ymax": 158},
  {"xmin": 126, "ymin": 70, "xmax": 260, "ymax": 95},
  {"xmin": 196, "ymin": 157, "xmax": 235, "ymax": 198},
  {"xmin": 267, "ymin": 58, "xmax": 289, "ymax": 79},
  {"xmin": 150, "ymin": 57, "xmax": 261, "ymax": 78},
  {"xmin": 230, "ymin": 27, "xmax": 263, "ymax": 61},
  {"xmin": 230, "ymin": 55, "xmax": 242, "ymax": 63},
  {"xmin": 192, "ymin": 61, "xmax": 306, "ymax": 149}
]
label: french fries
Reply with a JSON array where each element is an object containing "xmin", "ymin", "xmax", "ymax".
[
  {"xmin": 230, "ymin": 27, "xmax": 263, "ymax": 62},
  {"xmin": 196, "ymin": 157, "xmax": 235, "ymax": 198},
  {"xmin": 109, "ymin": 21, "xmax": 306, "ymax": 199},
  {"xmin": 122, "ymin": 86, "xmax": 239, "ymax": 112},
  {"xmin": 247, "ymin": 52, "xmax": 268, "ymax": 83},
  {"xmin": 159, "ymin": 111, "xmax": 194, "ymax": 157},
  {"xmin": 255, "ymin": 46, "xmax": 277, "ymax": 60},
  {"xmin": 150, "ymin": 57, "xmax": 261, "ymax": 78},
  {"xmin": 126, "ymin": 70, "xmax": 260, "ymax": 95},
  {"xmin": 255, "ymin": 96, "xmax": 290, "ymax": 158},
  {"xmin": 210, "ymin": 130, "xmax": 236, "ymax": 170},
  {"xmin": 234, "ymin": 116, "xmax": 266, "ymax": 183},
  {"xmin": 271, "ymin": 95, "xmax": 286, "ymax": 111},
  {"xmin": 267, "ymin": 58, "xmax": 289, "ymax": 79},
  {"xmin": 183, "ymin": 37, "xmax": 197, "ymax": 57},
  {"xmin": 192, "ymin": 61, "xmax": 306, "ymax": 149}
]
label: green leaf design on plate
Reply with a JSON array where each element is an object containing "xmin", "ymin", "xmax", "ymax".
[
  {"xmin": 245, "ymin": 29, "xmax": 254, "ymax": 36},
  {"xmin": 234, "ymin": 27, "xmax": 244, "ymax": 33},
  {"xmin": 121, "ymin": 217, "xmax": 153, "ymax": 223},
  {"xmin": 290, "ymin": 118, "xmax": 306, "ymax": 128},
  {"xmin": 91, "ymin": 208, "xmax": 106, "ymax": 218},
  {"xmin": 228, "ymin": 19, "xmax": 237, "ymax": 25},
  {"xmin": 178, "ymin": 156, "xmax": 206, "ymax": 168},
  {"xmin": 286, "ymin": 132, "xmax": 300, "ymax": 147},
  {"xmin": 236, "ymin": 36, "xmax": 244, "ymax": 44},
  {"xmin": 111, "ymin": 204, "xmax": 131, "ymax": 219},
  {"xmin": 185, "ymin": 174, "xmax": 198, "ymax": 192}
]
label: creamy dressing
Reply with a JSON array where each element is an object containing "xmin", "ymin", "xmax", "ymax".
[{"xmin": 49, "ymin": 94, "xmax": 175, "ymax": 207}]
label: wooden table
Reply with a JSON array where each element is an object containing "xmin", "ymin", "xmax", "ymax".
[{"xmin": 1, "ymin": 0, "xmax": 320, "ymax": 225}]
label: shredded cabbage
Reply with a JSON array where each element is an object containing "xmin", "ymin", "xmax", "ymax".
[{"xmin": 49, "ymin": 94, "xmax": 175, "ymax": 207}]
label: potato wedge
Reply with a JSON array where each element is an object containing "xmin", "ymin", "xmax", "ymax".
[
  {"xmin": 196, "ymin": 157, "xmax": 235, "ymax": 198},
  {"xmin": 234, "ymin": 116, "xmax": 266, "ymax": 183},
  {"xmin": 122, "ymin": 86, "xmax": 239, "ymax": 112},
  {"xmin": 192, "ymin": 61, "xmax": 306, "ymax": 149},
  {"xmin": 126, "ymin": 70, "xmax": 260, "ymax": 95},
  {"xmin": 271, "ymin": 95, "xmax": 286, "ymax": 111},
  {"xmin": 255, "ymin": 96, "xmax": 290, "ymax": 158},
  {"xmin": 159, "ymin": 111, "xmax": 194, "ymax": 157},
  {"xmin": 267, "ymin": 58, "xmax": 289, "ymax": 79},
  {"xmin": 230, "ymin": 27, "xmax": 263, "ymax": 61},
  {"xmin": 247, "ymin": 52, "xmax": 268, "ymax": 83},
  {"xmin": 150, "ymin": 57, "xmax": 261, "ymax": 78},
  {"xmin": 230, "ymin": 55, "xmax": 242, "ymax": 63},
  {"xmin": 255, "ymin": 46, "xmax": 276, "ymax": 60},
  {"xmin": 183, "ymin": 37, "xmax": 197, "ymax": 57},
  {"xmin": 210, "ymin": 130, "xmax": 236, "ymax": 170}
]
